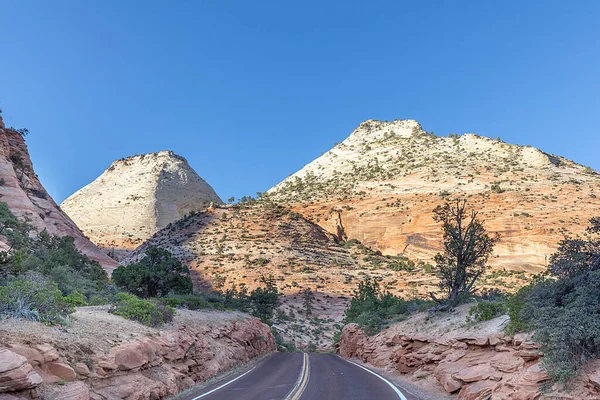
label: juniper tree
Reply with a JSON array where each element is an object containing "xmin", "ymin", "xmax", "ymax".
[
  {"xmin": 430, "ymin": 199, "xmax": 499, "ymax": 309},
  {"xmin": 302, "ymin": 287, "xmax": 315, "ymax": 317}
]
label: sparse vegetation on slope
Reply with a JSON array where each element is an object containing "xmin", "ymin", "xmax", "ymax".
[
  {"xmin": 507, "ymin": 217, "xmax": 600, "ymax": 384},
  {"xmin": 342, "ymin": 277, "xmax": 432, "ymax": 336},
  {"xmin": 0, "ymin": 201, "xmax": 112, "ymax": 324}
]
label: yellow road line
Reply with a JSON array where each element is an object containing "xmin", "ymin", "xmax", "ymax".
[{"xmin": 284, "ymin": 353, "xmax": 310, "ymax": 400}]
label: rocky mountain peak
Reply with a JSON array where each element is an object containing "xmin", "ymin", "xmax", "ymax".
[
  {"xmin": 61, "ymin": 151, "xmax": 222, "ymax": 256},
  {"xmin": 345, "ymin": 119, "xmax": 423, "ymax": 145}
]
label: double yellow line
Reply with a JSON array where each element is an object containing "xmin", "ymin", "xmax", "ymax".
[{"xmin": 285, "ymin": 353, "xmax": 310, "ymax": 400}]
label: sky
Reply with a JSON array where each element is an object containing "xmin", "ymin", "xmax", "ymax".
[{"xmin": 1, "ymin": 0, "xmax": 599, "ymax": 203}]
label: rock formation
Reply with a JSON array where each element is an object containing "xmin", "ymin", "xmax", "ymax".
[
  {"xmin": 0, "ymin": 308, "xmax": 275, "ymax": 400},
  {"xmin": 0, "ymin": 116, "xmax": 118, "ymax": 273},
  {"xmin": 338, "ymin": 306, "xmax": 600, "ymax": 399},
  {"xmin": 268, "ymin": 119, "xmax": 600, "ymax": 273},
  {"xmin": 61, "ymin": 150, "xmax": 223, "ymax": 256}
]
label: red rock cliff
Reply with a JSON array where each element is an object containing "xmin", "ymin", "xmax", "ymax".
[{"xmin": 0, "ymin": 116, "xmax": 118, "ymax": 273}]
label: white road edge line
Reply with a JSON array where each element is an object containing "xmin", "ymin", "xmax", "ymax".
[
  {"xmin": 191, "ymin": 366, "xmax": 256, "ymax": 400},
  {"xmin": 343, "ymin": 358, "xmax": 408, "ymax": 400}
]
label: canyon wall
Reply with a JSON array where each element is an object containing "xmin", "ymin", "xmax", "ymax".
[{"xmin": 0, "ymin": 116, "xmax": 118, "ymax": 273}]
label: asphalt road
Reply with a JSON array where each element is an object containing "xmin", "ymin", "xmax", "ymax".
[{"xmin": 184, "ymin": 352, "xmax": 418, "ymax": 400}]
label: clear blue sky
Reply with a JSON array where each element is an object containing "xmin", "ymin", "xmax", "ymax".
[{"xmin": 1, "ymin": 1, "xmax": 599, "ymax": 203}]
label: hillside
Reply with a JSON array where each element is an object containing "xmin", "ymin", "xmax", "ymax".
[
  {"xmin": 61, "ymin": 150, "xmax": 222, "ymax": 256},
  {"xmin": 268, "ymin": 119, "xmax": 600, "ymax": 272},
  {"xmin": 0, "ymin": 116, "xmax": 118, "ymax": 272},
  {"xmin": 125, "ymin": 200, "xmax": 532, "ymax": 349}
]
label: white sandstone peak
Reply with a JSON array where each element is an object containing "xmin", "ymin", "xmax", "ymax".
[{"xmin": 61, "ymin": 151, "xmax": 222, "ymax": 253}]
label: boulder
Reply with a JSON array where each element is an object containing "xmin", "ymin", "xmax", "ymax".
[
  {"xmin": 45, "ymin": 362, "xmax": 77, "ymax": 382},
  {"xmin": 0, "ymin": 349, "xmax": 43, "ymax": 392},
  {"xmin": 74, "ymin": 363, "xmax": 90, "ymax": 377},
  {"xmin": 453, "ymin": 364, "xmax": 502, "ymax": 383},
  {"xmin": 458, "ymin": 380, "xmax": 496, "ymax": 400},
  {"xmin": 7, "ymin": 345, "xmax": 44, "ymax": 366}
]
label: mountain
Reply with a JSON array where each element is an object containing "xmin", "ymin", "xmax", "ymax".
[
  {"xmin": 123, "ymin": 201, "xmax": 446, "ymax": 348},
  {"xmin": 0, "ymin": 116, "xmax": 118, "ymax": 272},
  {"xmin": 61, "ymin": 151, "xmax": 222, "ymax": 256},
  {"xmin": 268, "ymin": 119, "xmax": 600, "ymax": 272}
]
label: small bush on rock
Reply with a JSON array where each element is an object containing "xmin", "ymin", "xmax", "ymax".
[{"xmin": 467, "ymin": 300, "xmax": 506, "ymax": 323}]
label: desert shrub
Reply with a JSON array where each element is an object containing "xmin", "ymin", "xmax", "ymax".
[
  {"xmin": 0, "ymin": 214, "xmax": 109, "ymax": 299},
  {"xmin": 511, "ymin": 217, "xmax": 600, "ymax": 384},
  {"xmin": 342, "ymin": 238, "xmax": 360, "ymax": 249},
  {"xmin": 0, "ymin": 278, "xmax": 73, "ymax": 325},
  {"xmin": 160, "ymin": 293, "xmax": 220, "ymax": 310},
  {"xmin": 89, "ymin": 295, "xmax": 111, "ymax": 306},
  {"xmin": 112, "ymin": 246, "xmax": 192, "ymax": 298},
  {"xmin": 344, "ymin": 277, "xmax": 432, "ymax": 335},
  {"xmin": 272, "ymin": 327, "xmax": 297, "ymax": 352},
  {"xmin": 111, "ymin": 293, "xmax": 174, "ymax": 327},
  {"xmin": 64, "ymin": 290, "xmax": 88, "ymax": 307},
  {"xmin": 504, "ymin": 283, "xmax": 534, "ymax": 335},
  {"xmin": 467, "ymin": 301, "xmax": 506, "ymax": 323},
  {"xmin": 490, "ymin": 183, "xmax": 505, "ymax": 193}
]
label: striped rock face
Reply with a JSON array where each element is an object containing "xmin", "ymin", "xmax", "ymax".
[{"xmin": 61, "ymin": 150, "xmax": 222, "ymax": 259}]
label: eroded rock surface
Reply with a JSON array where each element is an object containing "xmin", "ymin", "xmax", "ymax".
[
  {"xmin": 339, "ymin": 319, "xmax": 600, "ymax": 399},
  {"xmin": 0, "ymin": 309, "xmax": 275, "ymax": 400},
  {"xmin": 61, "ymin": 151, "xmax": 222, "ymax": 258},
  {"xmin": 269, "ymin": 119, "xmax": 600, "ymax": 273},
  {"xmin": 0, "ymin": 116, "xmax": 118, "ymax": 273}
]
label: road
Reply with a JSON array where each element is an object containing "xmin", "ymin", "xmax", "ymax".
[{"xmin": 183, "ymin": 352, "xmax": 419, "ymax": 400}]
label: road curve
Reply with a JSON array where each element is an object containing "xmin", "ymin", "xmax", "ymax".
[{"xmin": 184, "ymin": 352, "xmax": 419, "ymax": 400}]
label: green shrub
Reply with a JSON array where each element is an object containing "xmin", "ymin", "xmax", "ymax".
[
  {"xmin": 64, "ymin": 291, "xmax": 88, "ymax": 307},
  {"xmin": 160, "ymin": 294, "xmax": 214, "ymax": 310},
  {"xmin": 272, "ymin": 327, "xmax": 297, "ymax": 352},
  {"xmin": 467, "ymin": 301, "xmax": 506, "ymax": 323},
  {"xmin": 343, "ymin": 277, "xmax": 433, "ymax": 335},
  {"xmin": 505, "ymin": 284, "xmax": 534, "ymax": 334},
  {"xmin": 0, "ymin": 278, "xmax": 73, "ymax": 325},
  {"xmin": 89, "ymin": 295, "xmax": 110, "ymax": 306},
  {"xmin": 112, "ymin": 246, "xmax": 192, "ymax": 298},
  {"xmin": 249, "ymin": 275, "xmax": 279, "ymax": 325},
  {"xmin": 512, "ymin": 217, "xmax": 600, "ymax": 385},
  {"xmin": 111, "ymin": 293, "xmax": 174, "ymax": 327}
]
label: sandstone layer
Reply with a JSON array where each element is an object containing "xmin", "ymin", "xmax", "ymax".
[
  {"xmin": 0, "ymin": 116, "xmax": 118, "ymax": 273},
  {"xmin": 339, "ymin": 305, "xmax": 600, "ymax": 399},
  {"xmin": 0, "ymin": 307, "xmax": 275, "ymax": 400},
  {"xmin": 61, "ymin": 151, "xmax": 222, "ymax": 256},
  {"xmin": 126, "ymin": 201, "xmax": 534, "ymax": 350},
  {"xmin": 269, "ymin": 119, "xmax": 600, "ymax": 272}
]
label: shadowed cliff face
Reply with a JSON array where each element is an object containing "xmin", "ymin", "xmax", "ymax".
[
  {"xmin": 60, "ymin": 150, "xmax": 222, "ymax": 256},
  {"xmin": 269, "ymin": 119, "xmax": 600, "ymax": 272},
  {"xmin": 0, "ymin": 116, "xmax": 118, "ymax": 273}
]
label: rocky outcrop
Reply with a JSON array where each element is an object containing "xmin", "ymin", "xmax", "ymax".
[
  {"xmin": 269, "ymin": 119, "xmax": 600, "ymax": 273},
  {"xmin": 0, "ymin": 349, "xmax": 42, "ymax": 392},
  {"xmin": 61, "ymin": 151, "xmax": 223, "ymax": 258},
  {"xmin": 0, "ymin": 116, "xmax": 118, "ymax": 273},
  {"xmin": 0, "ymin": 316, "xmax": 274, "ymax": 399},
  {"xmin": 339, "ymin": 323, "xmax": 600, "ymax": 399}
]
